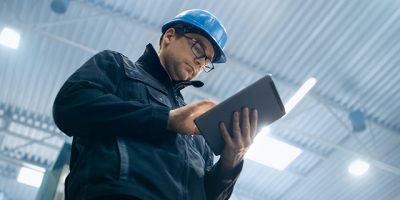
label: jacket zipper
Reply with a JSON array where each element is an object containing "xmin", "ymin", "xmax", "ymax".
[
  {"xmin": 183, "ymin": 136, "xmax": 190, "ymax": 200},
  {"xmin": 169, "ymin": 84, "xmax": 188, "ymax": 200}
]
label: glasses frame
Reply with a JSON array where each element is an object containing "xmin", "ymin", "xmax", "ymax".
[{"xmin": 179, "ymin": 34, "xmax": 215, "ymax": 73}]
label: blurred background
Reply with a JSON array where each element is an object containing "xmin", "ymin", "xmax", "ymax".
[{"xmin": 0, "ymin": 0, "xmax": 400, "ymax": 199}]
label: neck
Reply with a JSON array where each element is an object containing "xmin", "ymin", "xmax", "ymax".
[{"xmin": 158, "ymin": 51, "xmax": 173, "ymax": 81}]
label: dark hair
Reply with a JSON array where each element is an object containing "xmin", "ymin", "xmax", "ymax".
[{"xmin": 159, "ymin": 23, "xmax": 189, "ymax": 47}]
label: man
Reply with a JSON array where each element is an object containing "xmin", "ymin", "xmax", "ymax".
[{"xmin": 53, "ymin": 9, "xmax": 258, "ymax": 200}]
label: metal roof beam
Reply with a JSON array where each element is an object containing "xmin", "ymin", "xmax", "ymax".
[
  {"xmin": 284, "ymin": 125, "xmax": 400, "ymax": 176},
  {"xmin": 36, "ymin": 14, "xmax": 111, "ymax": 29},
  {"xmin": 0, "ymin": 130, "xmax": 61, "ymax": 150}
]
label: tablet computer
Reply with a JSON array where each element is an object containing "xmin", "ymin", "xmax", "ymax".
[{"xmin": 194, "ymin": 74, "xmax": 286, "ymax": 155}]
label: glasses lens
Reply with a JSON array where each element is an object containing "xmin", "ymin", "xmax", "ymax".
[
  {"xmin": 203, "ymin": 62, "xmax": 214, "ymax": 73},
  {"xmin": 191, "ymin": 43, "xmax": 205, "ymax": 58}
]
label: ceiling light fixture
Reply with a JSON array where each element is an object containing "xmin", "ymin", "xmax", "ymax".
[
  {"xmin": 348, "ymin": 159, "xmax": 370, "ymax": 176},
  {"xmin": 285, "ymin": 77, "xmax": 317, "ymax": 113},
  {"xmin": 0, "ymin": 27, "xmax": 20, "ymax": 49}
]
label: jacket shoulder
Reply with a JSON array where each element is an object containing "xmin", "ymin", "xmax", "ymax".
[{"xmin": 97, "ymin": 49, "xmax": 122, "ymax": 56}]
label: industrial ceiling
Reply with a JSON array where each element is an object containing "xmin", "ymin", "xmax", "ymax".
[{"xmin": 0, "ymin": 0, "xmax": 399, "ymax": 199}]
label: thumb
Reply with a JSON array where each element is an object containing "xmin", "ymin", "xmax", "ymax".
[
  {"xmin": 192, "ymin": 99, "xmax": 217, "ymax": 111},
  {"xmin": 191, "ymin": 100, "xmax": 217, "ymax": 134},
  {"xmin": 188, "ymin": 100, "xmax": 216, "ymax": 118},
  {"xmin": 193, "ymin": 126, "xmax": 200, "ymax": 135}
]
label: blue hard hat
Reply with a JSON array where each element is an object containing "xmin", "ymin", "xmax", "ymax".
[{"xmin": 162, "ymin": 9, "xmax": 228, "ymax": 63}]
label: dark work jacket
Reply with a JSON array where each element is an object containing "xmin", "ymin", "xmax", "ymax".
[{"xmin": 53, "ymin": 44, "xmax": 243, "ymax": 200}]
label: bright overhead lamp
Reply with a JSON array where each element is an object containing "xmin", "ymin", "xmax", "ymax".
[
  {"xmin": 245, "ymin": 129, "xmax": 302, "ymax": 171},
  {"xmin": 285, "ymin": 77, "xmax": 317, "ymax": 113},
  {"xmin": 0, "ymin": 27, "xmax": 20, "ymax": 49},
  {"xmin": 17, "ymin": 166, "xmax": 45, "ymax": 188},
  {"xmin": 348, "ymin": 159, "xmax": 370, "ymax": 176}
]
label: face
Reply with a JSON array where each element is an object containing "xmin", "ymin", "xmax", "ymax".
[{"xmin": 159, "ymin": 28, "xmax": 215, "ymax": 81}]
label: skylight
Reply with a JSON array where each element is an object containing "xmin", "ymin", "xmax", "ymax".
[
  {"xmin": 245, "ymin": 129, "xmax": 302, "ymax": 171},
  {"xmin": 17, "ymin": 166, "xmax": 45, "ymax": 188}
]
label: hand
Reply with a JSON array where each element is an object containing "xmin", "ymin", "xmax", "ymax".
[
  {"xmin": 219, "ymin": 107, "xmax": 258, "ymax": 171},
  {"xmin": 167, "ymin": 99, "xmax": 216, "ymax": 135}
]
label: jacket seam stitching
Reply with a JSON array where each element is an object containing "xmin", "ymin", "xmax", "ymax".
[{"xmin": 116, "ymin": 137, "xmax": 130, "ymax": 180}]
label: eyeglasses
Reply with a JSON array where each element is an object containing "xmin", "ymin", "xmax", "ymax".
[{"xmin": 181, "ymin": 34, "xmax": 215, "ymax": 73}]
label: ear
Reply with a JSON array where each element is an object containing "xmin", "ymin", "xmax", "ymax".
[{"xmin": 162, "ymin": 28, "xmax": 177, "ymax": 45}]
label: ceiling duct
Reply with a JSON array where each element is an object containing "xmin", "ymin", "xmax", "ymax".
[
  {"xmin": 349, "ymin": 109, "xmax": 366, "ymax": 132},
  {"xmin": 50, "ymin": 0, "xmax": 70, "ymax": 14}
]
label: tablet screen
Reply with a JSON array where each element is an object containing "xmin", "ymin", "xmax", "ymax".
[{"xmin": 194, "ymin": 75, "xmax": 286, "ymax": 155}]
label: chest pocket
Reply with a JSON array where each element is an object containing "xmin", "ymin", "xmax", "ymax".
[
  {"xmin": 146, "ymin": 86, "xmax": 172, "ymax": 108},
  {"xmin": 118, "ymin": 79, "xmax": 148, "ymax": 103},
  {"xmin": 123, "ymin": 64, "xmax": 172, "ymax": 108}
]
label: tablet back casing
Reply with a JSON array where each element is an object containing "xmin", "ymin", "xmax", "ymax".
[{"xmin": 194, "ymin": 75, "xmax": 286, "ymax": 155}]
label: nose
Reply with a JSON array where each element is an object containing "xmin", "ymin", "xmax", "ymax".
[{"xmin": 194, "ymin": 57, "xmax": 205, "ymax": 69}]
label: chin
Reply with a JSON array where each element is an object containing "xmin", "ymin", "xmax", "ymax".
[
  {"xmin": 172, "ymin": 75, "xmax": 186, "ymax": 81},
  {"xmin": 184, "ymin": 74, "xmax": 194, "ymax": 81},
  {"xmin": 179, "ymin": 77, "xmax": 191, "ymax": 81},
  {"xmin": 177, "ymin": 72, "xmax": 191, "ymax": 81}
]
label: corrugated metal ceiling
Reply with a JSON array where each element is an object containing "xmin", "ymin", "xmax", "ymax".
[{"xmin": 0, "ymin": 0, "xmax": 399, "ymax": 199}]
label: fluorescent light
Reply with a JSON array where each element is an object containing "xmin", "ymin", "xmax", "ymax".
[
  {"xmin": 348, "ymin": 159, "xmax": 370, "ymax": 176},
  {"xmin": 245, "ymin": 132, "xmax": 302, "ymax": 171},
  {"xmin": 285, "ymin": 77, "xmax": 317, "ymax": 113},
  {"xmin": 17, "ymin": 167, "xmax": 45, "ymax": 188},
  {"xmin": 0, "ymin": 27, "xmax": 20, "ymax": 49}
]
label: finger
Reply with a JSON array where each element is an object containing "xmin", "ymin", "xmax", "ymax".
[
  {"xmin": 232, "ymin": 111, "xmax": 241, "ymax": 139},
  {"xmin": 250, "ymin": 109, "xmax": 258, "ymax": 139},
  {"xmin": 219, "ymin": 122, "xmax": 232, "ymax": 145},
  {"xmin": 242, "ymin": 107, "xmax": 250, "ymax": 139}
]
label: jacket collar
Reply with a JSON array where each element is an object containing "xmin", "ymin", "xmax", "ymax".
[{"xmin": 137, "ymin": 44, "xmax": 204, "ymax": 91}]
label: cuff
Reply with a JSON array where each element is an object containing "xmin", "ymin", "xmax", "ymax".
[
  {"xmin": 147, "ymin": 106, "xmax": 171, "ymax": 139},
  {"xmin": 215, "ymin": 159, "xmax": 244, "ymax": 181}
]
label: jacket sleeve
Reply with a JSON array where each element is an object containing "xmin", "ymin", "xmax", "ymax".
[
  {"xmin": 52, "ymin": 50, "xmax": 171, "ymax": 139},
  {"xmin": 204, "ymin": 145, "xmax": 244, "ymax": 200}
]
